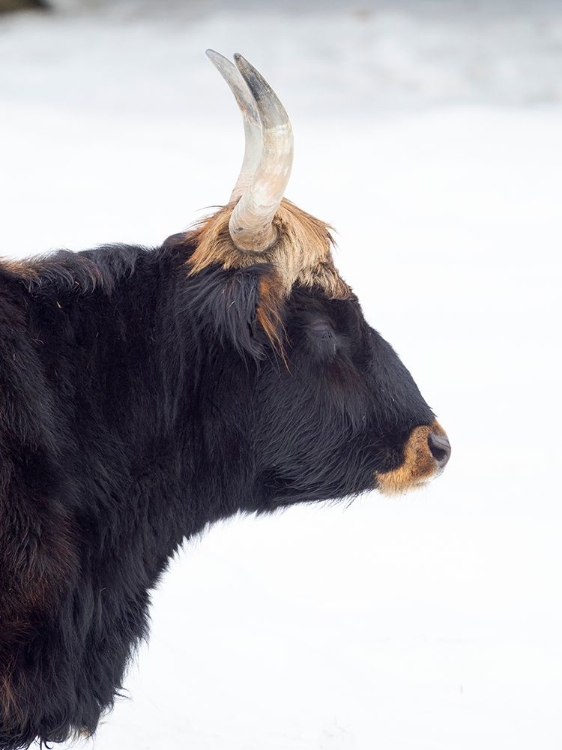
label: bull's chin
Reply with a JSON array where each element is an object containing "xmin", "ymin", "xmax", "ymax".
[{"xmin": 375, "ymin": 473, "xmax": 435, "ymax": 497}]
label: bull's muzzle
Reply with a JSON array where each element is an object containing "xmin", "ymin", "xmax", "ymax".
[{"xmin": 376, "ymin": 420, "xmax": 451, "ymax": 495}]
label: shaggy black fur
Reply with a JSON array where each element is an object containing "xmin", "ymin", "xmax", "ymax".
[{"xmin": 0, "ymin": 236, "xmax": 434, "ymax": 749}]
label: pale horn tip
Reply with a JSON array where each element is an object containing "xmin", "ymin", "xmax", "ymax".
[{"xmin": 205, "ymin": 49, "xmax": 231, "ymax": 68}]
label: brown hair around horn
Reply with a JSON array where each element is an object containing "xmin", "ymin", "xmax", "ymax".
[{"xmin": 188, "ymin": 198, "xmax": 351, "ymax": 299}]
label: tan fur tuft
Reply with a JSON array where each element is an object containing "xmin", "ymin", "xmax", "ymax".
[
  {"xmin": 188, "ymin": 198, "xmax": 352, "ymax": 299},
  {"xmin": 255, "ymin": 270, "xmax": 287, "ymax": 357}
]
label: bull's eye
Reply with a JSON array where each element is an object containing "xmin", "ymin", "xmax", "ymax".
[
  {"xmin": 305, "ymin": 318, "xmax": 338, "ymax": 357},
  {"xmin": 307, "ymin": 318, "xmax": 334, "ymax": 335}
]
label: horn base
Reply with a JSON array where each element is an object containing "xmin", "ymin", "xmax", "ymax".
[{"xmin": 228, "ymin": 212, "xmax": 279, "ymax": 253}]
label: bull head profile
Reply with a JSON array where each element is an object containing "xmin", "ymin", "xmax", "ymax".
[
  {"xmin": 0, "ymin": 52, "xmax": 450, "ymax": 749},
  {"xmin": 185, "ymin": 50, "xmax": 451, "ymax": 497}
]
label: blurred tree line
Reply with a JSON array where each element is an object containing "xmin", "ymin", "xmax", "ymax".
[{"xmin": 0, "ymin": 0, "xmax": 48, "ymax": 11}]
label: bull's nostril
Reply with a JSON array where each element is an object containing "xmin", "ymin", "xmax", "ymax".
[{"xmin": 427, "ymin": 432, "xmax": 451, "ymax": 469}]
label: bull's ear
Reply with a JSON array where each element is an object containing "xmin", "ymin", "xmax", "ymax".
[{"xmin": 186, "ymin": 264, "xmax": 283, "ymax": 359}]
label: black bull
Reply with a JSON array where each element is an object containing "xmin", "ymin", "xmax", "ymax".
[{"xmin": 0, "ymin": 53, "xmax": 450, "ymax": 750}]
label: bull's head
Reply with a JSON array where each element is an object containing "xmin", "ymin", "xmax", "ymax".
[{"xmin": 184, "ymin": 51, "xmax": 451, "ymax": 500}]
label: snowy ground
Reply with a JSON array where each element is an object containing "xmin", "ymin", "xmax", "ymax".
[{"xmin": 1, "ymin": 1, "xmax": 562, "ymax": 748}]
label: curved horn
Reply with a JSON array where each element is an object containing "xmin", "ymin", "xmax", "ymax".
[
  {"xmin": 206, "ymin": 49, "xmax": 262, "ymax": 201},
  {"xmin": 229, "ymin": 54, "xmax": 294, "ymax": 252}
]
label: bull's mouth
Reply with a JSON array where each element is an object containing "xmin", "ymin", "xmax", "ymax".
[{"xmin": 375, "ymin": 420, "xmax": 451, "ymax": 495}]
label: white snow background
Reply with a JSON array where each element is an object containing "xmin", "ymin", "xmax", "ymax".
[{"xmin": 1, "ymin": 1, "xmax": 561, "ymax": 748}]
